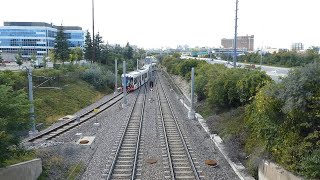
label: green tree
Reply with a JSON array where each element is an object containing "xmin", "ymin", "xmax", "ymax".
[
  {"xmin": 84, "ymin": 30, "xmax": 93, "ymax": 63},
  {"xmin": 48, "ymin": 50, "xmax": 56, "ymax": 65},
  {"xmin": 69, "ymin": 49, "xmax": 76, "ymax": 64},
  {"xmin": 245, "ymin": 63, "xmax": 320, "ymax": 178},
  {"xmin": 54, "ymin": 26, "xmax": 70, "ymax": 64},
  {"xmin": 0, "ymin": 52, "xmax": 3, "ymax": 63},
  {"xmin": 195, "ymin": 63, "xmax": 225, "ymax": 101},
  {"xmin": 74, "ymin": 47, "xmax": 83, "ymax": 63},
  {"xmin": 15, "ymin": 51, "xmax": 23, "ymax": 68},
  {"xmin": 0, "ymin": 85, "xmax": 30, "ymax": 167},
  {"xmin": 172, "ymin": 52, "xmax": 181, "ymax": 59},
  {"xmin": 177, "ymin": 59, "xmax": 205, "ymax": 79},
  {"xmin": 94, "ymin": 32, "xmax": 103, "ymax": 63},
  {"xmin": 124, "ymin": 42, "xmax": 133, "ymax": 60},
  {"xmin": 236, "ymin": 70, "xmax": 272, "ymax": 104},
  {"xmin": 30, "ymin": 52, "xmax": 37, "ymax": 67},
  {"xmin": 42, "ymin": 55, "xmax": 47, "ymax": 68},
  {"xmin": 100, "ymin": 44, "xmax": 110, "ymax": 65}
]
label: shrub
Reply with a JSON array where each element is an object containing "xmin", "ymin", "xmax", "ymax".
[
  {"xmin": 245, "ymin": 63, "xmax": 320, "ymax": 178},
  {"xmin": 81, "ymin": 64, "xmax": 115, "ymax": 91}
]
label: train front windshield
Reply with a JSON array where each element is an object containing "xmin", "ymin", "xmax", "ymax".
[{"xmin": 123, "ymin": 76, "xmax": 133, "ymax": 87}]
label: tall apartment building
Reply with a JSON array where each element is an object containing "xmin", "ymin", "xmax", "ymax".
[
  {"xmin": 291, "ymin": 43, "xmax": 304, "ymax": 51},
  {"xmin": 0, "ymin": 21, "xmax": 84, "ymax": 60},
  {"xmin": 221, "ymin": 35, "xmax": 254, "ymax": 51}
]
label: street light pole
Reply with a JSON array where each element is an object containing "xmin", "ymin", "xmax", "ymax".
[
  {"xmin": 92, "ymin": 0, "xmax": 95, "ymax": 64},
  {"xmin": 27, "ymin": 68, "xmax": 36, "ymax": 133},
  {"xmin": 260, "ymin": 49, "xmax": 263, "ymax": 69},
  {"xmin": 122, "ymin": 61, "xmax": 127, "ymax": 107},
  {"xmin": 115, "ymin": 59, "xmax": 117, "ymax": 93},
  {"xmin": 137, "ymin": 59, "xmax": 139, "ymax": 70},
  {"xmin": 188, "ymin": 67, "xmax": 195, "ymax": 120},
  {"xmin": 233, "ymin": 0, "xmax": 239, "ymax": 68}
]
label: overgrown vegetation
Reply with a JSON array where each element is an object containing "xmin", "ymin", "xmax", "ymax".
[
  {"xmin": 162, "ymin": 56, "xmax": 320, "ymax": 178},
  {"xmin": 66, "ymin": 162, "xmax": 85, "ymax": 180},
  {"xmin": 0, "ymin": 63, "xmax": 115, "ymax": 167},
  {"xmin": 245, "ymin": 63, "xmax": 320, "ymax": 178},
  {"xmin": 0, "ymin": 81, "xmax": 30, "ymax": 167},
  {"xmin": 81, "ymin": 64, "xmax": 117, "ymax": 91},
  {"xmin": 4, "ymin": 150, "xmax": 37, "ymax": 167}
]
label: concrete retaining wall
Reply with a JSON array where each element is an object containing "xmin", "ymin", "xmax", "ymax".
[
  {"xmin": 259, "ymin": 160, "xmax": 303, "ymax": 180},
  {"xmin": 0, "ymin": 158, "xmax": 42, "ymax": 180}
]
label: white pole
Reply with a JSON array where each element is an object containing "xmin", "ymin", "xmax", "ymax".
[
  {"xmin": 233, "ymin": 0, "xmax": 239, "ymax": 68},
  {"xmin": 114, "ymin": 59, "xmax": 117, "ymax": 93},
  {"xmin": 122, "ymin": 61, "xmax": 127, "ymax": 107},
  {"xmin": 188, "ymin": 67, "xmax": 195, "ymax": 120},
  {"xmin": 27, "ymin": 68, "xmax": 36, "ymax": 133},
  {"xmin": 137, "ymin": 59, "xmax": 138, "ymax": 70}
]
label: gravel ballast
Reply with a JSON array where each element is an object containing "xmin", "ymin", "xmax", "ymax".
[{"xmin": 30, "ymin": 69, "xmax": 245, "ymax": 179}]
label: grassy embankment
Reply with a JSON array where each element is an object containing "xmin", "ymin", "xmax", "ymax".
[
  {"xmin": 2, "ymin": 65, "xmax": 113, "ymax": 169},
  {"xmin": 34, "ymin": 80, "xmax": 106, "ymax": 126}
]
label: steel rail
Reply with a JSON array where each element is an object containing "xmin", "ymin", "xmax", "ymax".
[
  {"xmin": 27, "ymin": 92, "xmax": 123, "ymax": 142},
  {"xmin": 131, "ymin": 85, "xmax": 146, "ymax": 180},
  {"xmin": 156, "ymin": 79, "xmax": 175, "ymax": 179},
  {"xmin": 106, "ymin": 85, "xmax": 146, "ymax": 180},
  {"xmin": 158, "ymin": 74, "xmax": 201, "ymax": 180}
]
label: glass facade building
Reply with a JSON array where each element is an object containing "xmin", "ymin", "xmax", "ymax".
[{"xmin": 0, "ymin": 22, "xmax": 84, "ymax": 59}]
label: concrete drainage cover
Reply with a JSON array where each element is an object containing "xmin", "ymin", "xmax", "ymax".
[
  {"xmin": 146, "ymin": 159, "xmax": 157, "ymax": 164},
  {"xmin": 76, "ymin": 136, "xmax": 95, "ymax": 145},
  {"xmin": 205, "ymin": 159, "xmax": 218, "ymax": 167}
]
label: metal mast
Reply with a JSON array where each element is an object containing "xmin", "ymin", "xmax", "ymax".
[
  {"xmin": 92, "ymin": 0, "xmax": 95, "ymax": 63},
  {"xmin": 233, "ymin": 0, "xmax": 239, "ymax": 68}
]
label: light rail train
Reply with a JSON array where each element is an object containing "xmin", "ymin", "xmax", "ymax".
[{"xmin": 121, "ymin": 63, "xmax": 157, "ymax": 92}]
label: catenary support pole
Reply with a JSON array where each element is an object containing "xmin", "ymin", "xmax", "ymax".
[
  {"xmin": 92, "ymin": 0, "xmax": 95, "ymax": 63},
  {"xmin": 137, "ymin": 59, "xmax": 139, "ymax": 70},
  {"xmin": 188, "ymin": 67, "xmax": 195, "ymax": 120},
  {"xmin": 150, "ymin": 62, "xmax": 153, "ymax": 79},
  {"xmin": 122, "ymin": 61, "xmax": 127, "ymax": 107},
  {"xmin": 115, "ymin": 59, "xmax": 117, "ymax": 93},
  {"xmin": 233, "ymin": 0, "xmax": 239, "ymax": 68},
  {"xmin": 27, "ymin": 68, "xmax": 36, "ymax": 133},
  {"xmin": 260, "ymin": 50, "xmax": 263, "ymax": 69}
]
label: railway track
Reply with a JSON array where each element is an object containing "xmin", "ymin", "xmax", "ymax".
[
  {"xmin": 104, "ymin": 85, "xmax": 146, "ymax": 180},
  {"xmin": 26, "ymin": 92, "xmax": 124, "ymax": 143},
  {"xmin": 157, "ymin": 75, "xmax": 204, "ymax": 180}
]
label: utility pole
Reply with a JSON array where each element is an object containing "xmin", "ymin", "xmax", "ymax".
[
  {"xmin": 122, "ymin": 61, "xmax": 127, "ymax": 108},
  {"xmin": 115, "ymin": 59, "xmax": 117, "ymax": 93},
  {"xmin": 188, "ymin": 67, "xmax": 195, "ymax": 120},
  {"xmin": 92, "ymin": 0, "xmax": 95, "ymax": 63},
  {"xmin": 260, "ymin": 49, "xmax": 263, "ymax": 69},
  {"xmin": 137, "ymin": 59, "xmax": 139, "ymax": 70},
  {"xmin": 233, "ymin": 0, "xmax": 239, "ymax": 68},
  {"xmin": 27, "ymin": 68, "xmax": 36, "ymax": 133}
]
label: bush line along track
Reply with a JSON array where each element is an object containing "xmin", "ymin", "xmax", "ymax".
[
  {"xmin": 161, "ymin": 68, "xmax": 187, "ymax": 102},
  {"xmin": 157, "ymin": 74, "xmax": 204, "ymax": 179},
  {"xmin": 26, "ymin": 92, "xmax": 124, "ymax": 143},
  {"xmin": 104, "ymin": 85, "xmax": 146, "ymax": 180}
]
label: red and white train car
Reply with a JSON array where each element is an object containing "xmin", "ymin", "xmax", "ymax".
[{"xmin": 121, "ymin": 63, "xmax": 156, "ymax": 92}]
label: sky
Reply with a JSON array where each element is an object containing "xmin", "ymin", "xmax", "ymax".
[{"xmin": 0, "ymin": 0, "xmax": 319, "ymax": 50}]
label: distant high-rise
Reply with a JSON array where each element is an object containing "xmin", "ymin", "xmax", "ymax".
[
  {"xmin": 221, "ymin": 35, "xmax": 254, "ymax": 51},
  {"xmin": 291, "ymin": 43, "xmax": 304, "ymax": 51},
  {"xmin": 0, "ymin": 21, "xmax": 84, "ymax": 59}
]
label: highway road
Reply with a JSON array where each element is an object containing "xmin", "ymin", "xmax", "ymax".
[{"xmin": 181, "ymin": 56, "xmax": 291, "ymax": 82}]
